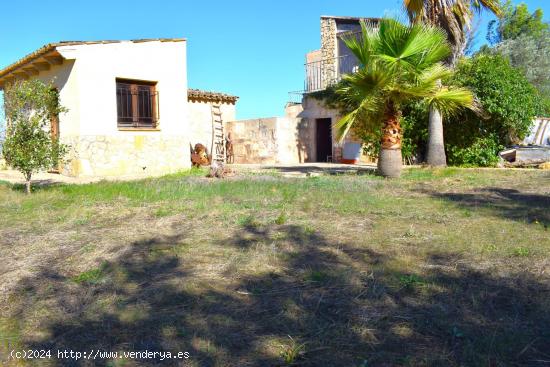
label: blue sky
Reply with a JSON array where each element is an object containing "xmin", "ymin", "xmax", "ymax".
[{"xmin": 0, "ymin": 0, "xmax": 549, "ymax": 120}]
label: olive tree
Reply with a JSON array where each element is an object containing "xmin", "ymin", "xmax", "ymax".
[
  {"xmin": 2, "ymin": 80, "xmax": 68, "ymax": 194},
  {"xmin": 496, "ymin": 32, "xmax": 550, "ymax": 97}
]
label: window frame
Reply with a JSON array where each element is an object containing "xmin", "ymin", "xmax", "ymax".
[{"xmin": 116, "ymin": 78, "xmax": 159, "ymax": 130}]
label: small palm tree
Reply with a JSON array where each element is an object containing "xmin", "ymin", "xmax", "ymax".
[{"xmin": 335, "ymin": 18, "xmax": 479, "ymax": 178}]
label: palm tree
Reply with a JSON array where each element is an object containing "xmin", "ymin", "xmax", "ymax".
[
  {"xmin": 335, "ymin": 18, "xmax": 479, "ymax": 178},
  {"xmin": 404, "ymin": 0, "xmax": 502, "ymax": 166}
]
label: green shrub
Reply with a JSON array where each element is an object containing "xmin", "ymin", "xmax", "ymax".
[
  {"xmin": 449, "ymin": 54, "xmax": 540, "ymax": 145},
  {"xmin": 401, "ymin": 101, "xmax": 429, "ymax": 163},
  {"xmin": 448, "ymin": 135, "xmax": 503, "ymax": 167}
]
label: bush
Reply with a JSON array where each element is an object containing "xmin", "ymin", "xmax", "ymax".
[
  {"xmin": 448, "ymin": 135, "xmax": 503, "ymax": 167},
  {"xmin": 401, "ymin": 101, "xmax": 429, "ymax": 163},
  {"xmin": 449, "ymin": 54, "xmax": 541, "ymax": 145}
]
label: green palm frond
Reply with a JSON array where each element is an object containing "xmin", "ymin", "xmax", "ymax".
[
  {"xmin": 470, "ymin": 0, "xmax": 502, "ymax": 16},
  {"xmin": 334, "ymin": 109, "xmax": 359, "ymax": 141},
  {"xmin": 427, "ymin": 87, "xmax": 481, "ymax": 116},
  {"xmin": 333, "ymin": 18, "xmax": 477, "ymax": 140},
  {"xmin": 340, "ymin": 20, "xmax": 379, "ymax": 65},
  {"xmin": 335, "ymin": 64, "xmax": 390, "ymax": 141},
  {"xmin": 334, "ymin": 95, "xmax": 385, "ymax": 141},
  {"xmin": 377, "ymin": 20, "xmax": 452, "ymax": 73},
  {"xmin": 343, "ymin": 64, "xmax": 393, "ymax": 93},
  {"xmin": 403, "ymin": 0, "xmax": 503, "ymax": 54},
  {"xmin": 417, "ymin": 63, "xmax": 453, "ymax": 85}
]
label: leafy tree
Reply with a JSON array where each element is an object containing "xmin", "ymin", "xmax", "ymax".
[
  {"xmin": 403, "ymin": 0, "xmax": 502, "ymax": 167},
  {"xmin": 496, "ymin": 32, "xmax": 550, "ymax": 97},
  {"xmin": 487, "ymin": 2, "xmax": 550, "ymax": 114},
  {"xmin": 488, "ymin": 0, "xmax": 549, "ymax": 44},
  {"xmin": 334, "ymin": 18, "xmax": 478, "ymax": 178},
  {"xmin": 2, "ymin": 80, "xmax": 68, "ymax": 194},
  {"xmin": 445, "ymin": 53, "xmax": 542, "ymax": 164}
]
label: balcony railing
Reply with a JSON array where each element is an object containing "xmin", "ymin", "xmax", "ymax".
[
  {"xmin": 287, "ymin": 91, "xmax": 304, "ymax": 105},
  {"xmin": 304, "ymin": 54, "xmax": 360, "ymax": 93}
]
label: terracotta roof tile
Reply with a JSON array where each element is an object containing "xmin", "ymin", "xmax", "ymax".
[{"xmin": 188, "ymin": 89, "xmax": 239, "ymax": 104}]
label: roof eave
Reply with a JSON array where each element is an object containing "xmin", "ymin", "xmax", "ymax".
[
  {"xmin": 0, "ymin": 38, "xmax": 187, "ymax": 90},
  {"xmin": 188, "ymin": 89, "xmax": 239, "ymax": 105},
  {"xmin": 0, "ymin": 45, "xmax": 64, "ymax": 89}
]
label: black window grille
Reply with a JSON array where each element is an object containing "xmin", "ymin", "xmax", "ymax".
[{"xmin": 116, "ymin": 80, "xmax": 159, "ymax": 128}]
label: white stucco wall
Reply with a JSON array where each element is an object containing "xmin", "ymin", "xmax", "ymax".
[
  {"xmin": 187, "ymin": 101, "xmax": 236, "ymax": 154},
  {"xmin": 34, "ymin": 60, "xmax": 81, "ymax": 137},
  {"xmin": 51, "ymin": 40, "xmax": 189, "ymax": 176}
]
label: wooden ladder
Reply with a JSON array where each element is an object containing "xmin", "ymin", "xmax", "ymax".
[{"xmin": 210, "ymin": 104, "xmax": 226, "ymax": 163}]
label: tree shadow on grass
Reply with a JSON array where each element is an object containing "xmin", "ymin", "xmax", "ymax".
[
  {"xmin": 419, "ymin": 187, "xmax": 550, "ymax": 226},
  {"xmin": 7, "ymin": 224, "xmax": 550, "ymax": 366}
]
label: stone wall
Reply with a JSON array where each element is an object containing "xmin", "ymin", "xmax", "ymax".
[
  {"xmin": 225, "ymin": 117, "xmax": 312, "ymax": 164},
  {"xmin": 320, "ymin": 17, "xmax": 338, "ymax": 89},
  {"xmin": 61, "ymin": 135, "xmax": 189, "ymax": 177}
]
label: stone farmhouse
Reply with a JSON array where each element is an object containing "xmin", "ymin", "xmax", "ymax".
[
  {"xmin": 0, "ymin": 16, "xmax": 377, "ymax": 177},
  {"xmin": 0, "ymin": 39, "xmax": 237, "ymax": 177},
  {"xmin": 227, "ymin": 16, "xmax": 379, "ymax": 165}
]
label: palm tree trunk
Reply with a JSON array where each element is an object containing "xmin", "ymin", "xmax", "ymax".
[
  {"xmin": 426, "ymin": 106, "xmax": 447, "ymax": 167},
  {"xmin": 378, "ymin": 108, "xmax": 403, "ymax": 178}
]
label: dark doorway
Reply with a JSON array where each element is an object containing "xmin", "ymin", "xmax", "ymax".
[{"xmin": 316, "ymin": 118, "xmax": 332, "ymax": 162}]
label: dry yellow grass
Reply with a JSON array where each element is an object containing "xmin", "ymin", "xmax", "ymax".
[{"xmin": 0, "ymin": 167, "xmax": 549, "ymax": 366}]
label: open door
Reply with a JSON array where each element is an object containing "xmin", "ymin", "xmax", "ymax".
[{"xmin": 315, "ymin": 118, "xmax": 332, "ymax": 162}]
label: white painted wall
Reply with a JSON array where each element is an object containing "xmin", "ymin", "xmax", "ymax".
[
  {"xmin": 56, "ymin": 40, "xmax": 187, "ymax": 137},
  {"xmin": 43, "ymin": 40, "xmax": 191, "ymax": 176},
  {"xmin": 34, "ymin": 60, "xmax": 81, "ymax": 137},
  {"xmin": 187, "ymin": 100, "xmax": 236, "ymax": 153}
]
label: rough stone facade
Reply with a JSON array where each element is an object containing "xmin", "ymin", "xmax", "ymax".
[
  {"xmin": 320, "ymin": 17, "xmax": 338, "ymax": 89},
  {"xmin": 61, "ymin": 135, "xmax": 189, "ymax": 177},
  {"xmin": 225, "ymin": 117, "xmax": 313, "ymax": 164}
]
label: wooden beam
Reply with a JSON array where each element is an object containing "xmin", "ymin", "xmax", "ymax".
[
  {"xmin": 33, "ymin": 62, "xmax": 51, "ymax": 71},
  {"xmin": 44, "ymin": 55, "xmax": 63, "ymax": 66},
  {"xmin": 14, "ymin": 72, "xmax": 29, "ymax": 80},
  {"xmin": 23, "ymin": 67, "xmax": 39, "ymax": 76},
  {"xmin": 4, "ymin": 76, "xmax": 15, "ymax": 86}
]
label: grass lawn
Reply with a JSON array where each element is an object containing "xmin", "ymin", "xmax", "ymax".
[{"xmin": 0, "ymin": 167, "xmax": 549, "ymax": 366}]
